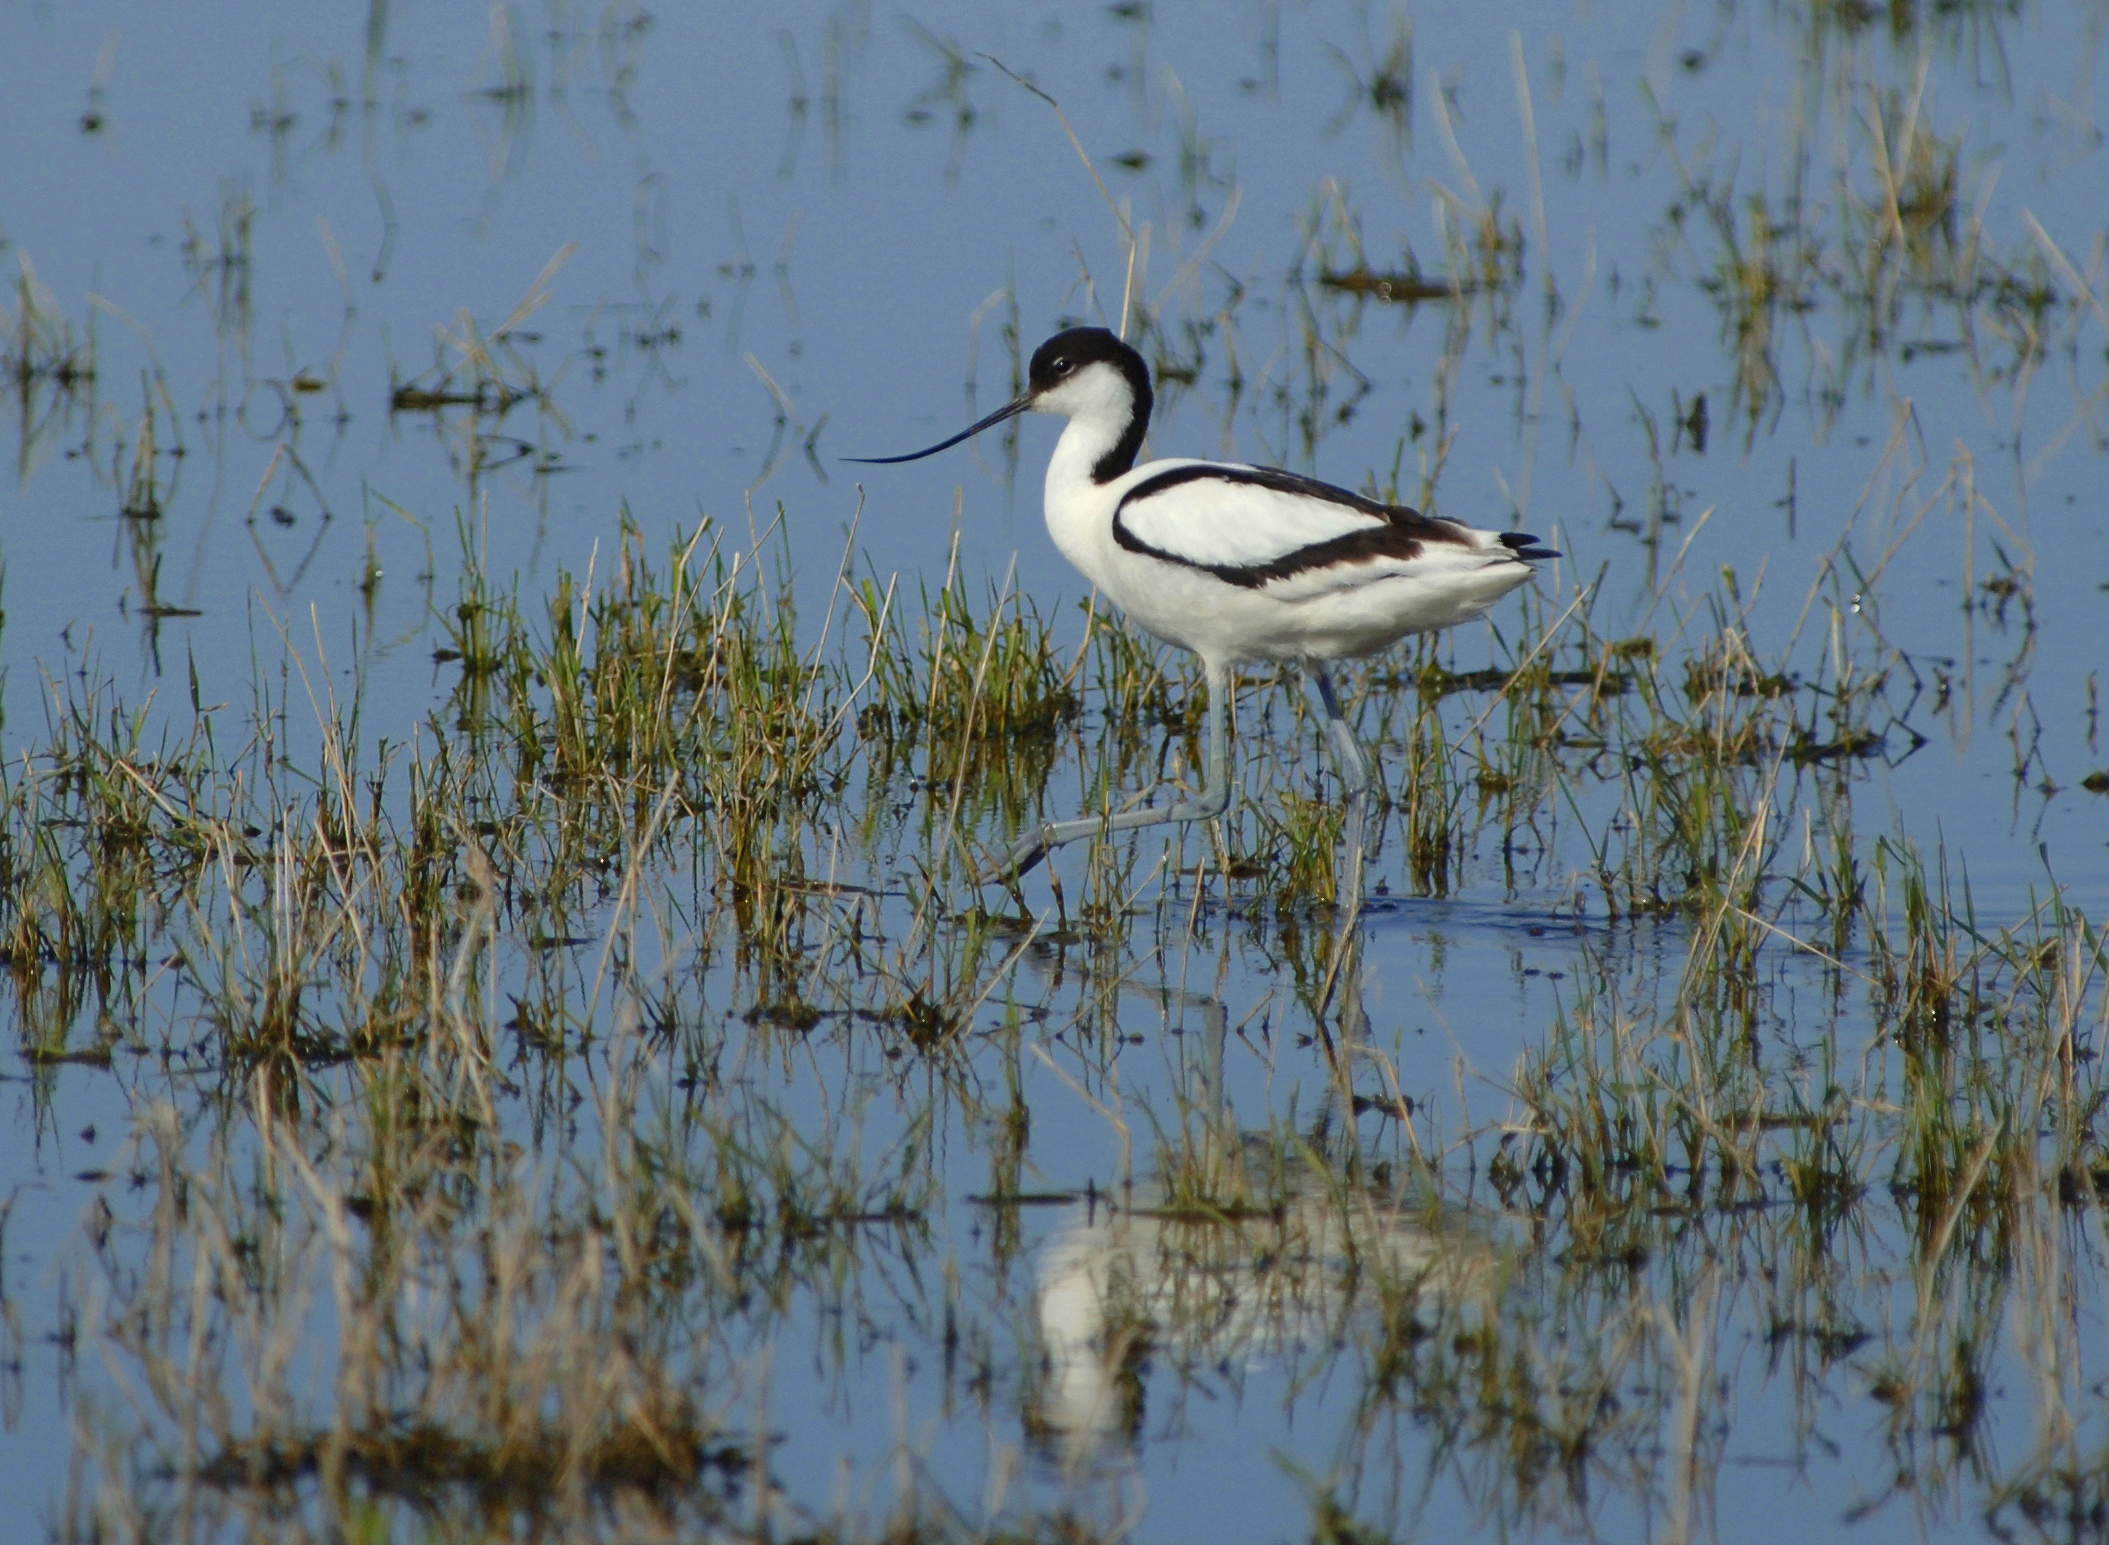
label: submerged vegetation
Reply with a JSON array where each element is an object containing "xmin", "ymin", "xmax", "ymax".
[
  {"xmin": 8, "ymin": 491, "xmax": 2107, "ymax": 1540},
  {"xmin": 2, "ymin": 0, "xmax": 2106, "ymax": 1541}
]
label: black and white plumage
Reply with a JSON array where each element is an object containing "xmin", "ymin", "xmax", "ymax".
[{"xmin": 851, "ymin": 326, "xmax": 1559, "ymax": 887}]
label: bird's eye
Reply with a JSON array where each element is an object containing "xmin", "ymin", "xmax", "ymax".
[{"xmin": 1051, "ymin": 357, "xmax": 1072, "ymax": 376}]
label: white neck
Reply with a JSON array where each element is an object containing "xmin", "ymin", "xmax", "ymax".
[
  {"xmin": 1034, "ymin": 368, "xmax": 1144, "ymax": 583},
  {"xmin": 1040, "ymin": 420, "xmax": 1127, "ymax": 585}
]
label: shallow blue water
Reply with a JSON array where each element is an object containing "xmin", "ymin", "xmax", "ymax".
[{"xmin": 3, "ymin": 3, "xmax": 2106, "ymax": 1540}]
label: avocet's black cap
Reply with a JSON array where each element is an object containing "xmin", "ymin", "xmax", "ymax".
[
  {"xmin": 1022, "ymin": 327, "xmax": 1153, "ymax": 480},
  {"xmin": 1025, "ymin": 326, "xmax": 1147, "ymax": 393}
]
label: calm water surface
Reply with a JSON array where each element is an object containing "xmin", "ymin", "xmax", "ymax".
[{"xmin": 2, "ymin": 3, "xmax": 2106, "ymax": 1541}]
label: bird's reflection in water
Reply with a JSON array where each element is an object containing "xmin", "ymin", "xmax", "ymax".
[{"xmin": 1025, "ymin": 1151, "xmax": 1499, "ymax": 1470}]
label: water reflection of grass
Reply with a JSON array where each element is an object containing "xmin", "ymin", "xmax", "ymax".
[
  {"xmin": 6, "ymin": 493, "xmax": 2102, "ymax": 1537},
  {"xmin": 5, "ymin": 3, "xmax": 2107, "ymax": 1540},
  {"xmin": 2, "ymin": 254, "xmax": 101, "ymax": 486}
]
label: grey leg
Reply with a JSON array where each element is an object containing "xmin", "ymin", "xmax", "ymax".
[
  {"xmin": 980, "ymin": 660, "xmax": 1234, "ymax": 884},
  {"xmin": 1307, "ymin": 663, "xmax": 1370, "ymax": 912}
]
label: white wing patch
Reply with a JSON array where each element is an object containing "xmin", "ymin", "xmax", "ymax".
[{"xmin": 1115, "ymin": 463, "xmax": 1390, "ymax": 571}]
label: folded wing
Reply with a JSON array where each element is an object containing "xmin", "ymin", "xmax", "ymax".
[{"xmin": 1113, "ymin": 463, "xmax": 1496, "ymax": 596}]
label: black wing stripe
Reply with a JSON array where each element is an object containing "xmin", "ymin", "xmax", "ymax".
[
  {"xmin": 1112, "ymin": 514, "xmax": 1424, "ymax": 588},
  {"xmin": 1112, "ymin": 464, "xmax": 1495, "ymax": 588},
  {"xmin": 1122, "ymin": 462, "xmax": 1401, "ymax": 519}
]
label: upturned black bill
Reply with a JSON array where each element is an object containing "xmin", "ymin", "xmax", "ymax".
[{"xmin": 843, "ymin": 394, "xmax": 1031, "ymax": 464}]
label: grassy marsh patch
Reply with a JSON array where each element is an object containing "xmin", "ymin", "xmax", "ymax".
[
  {"xmin": 3, "ymin": 3, "xmax": 2107, "ymax": 1540},
  {"xmin": 6, "ymin": 495, "xmax": 2103, "ymax": 1537}
]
